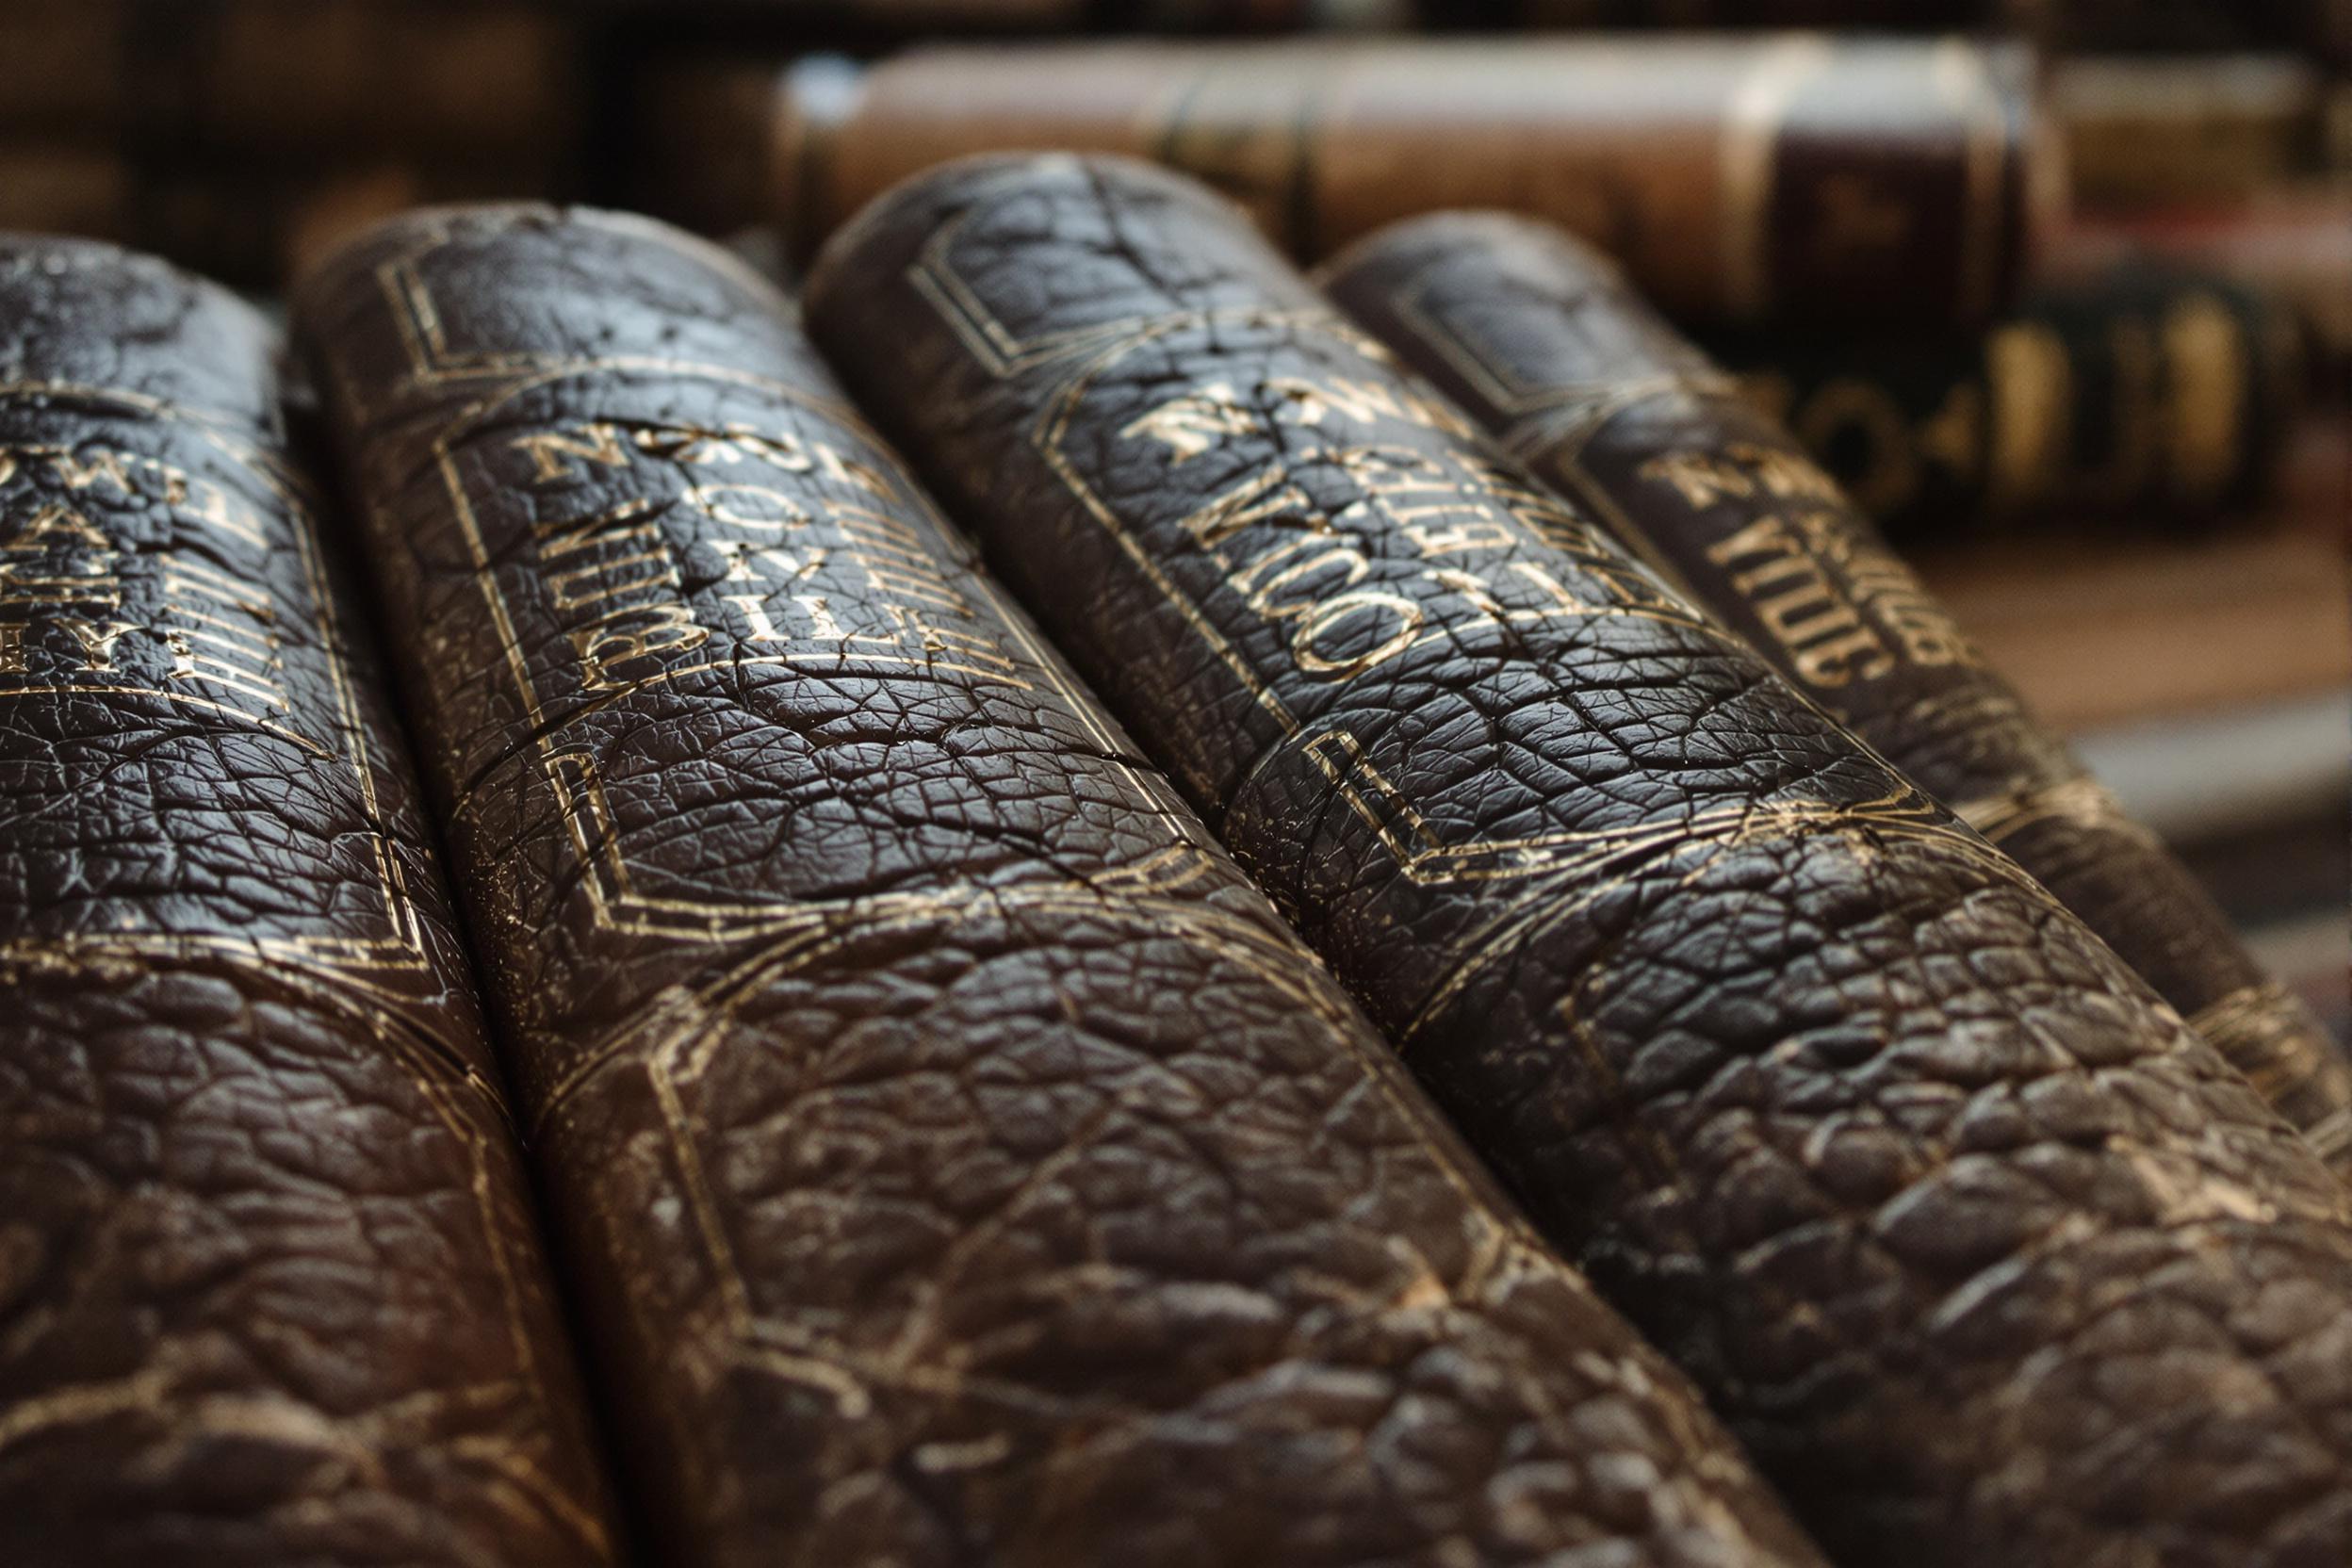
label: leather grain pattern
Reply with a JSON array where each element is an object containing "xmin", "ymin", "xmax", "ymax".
[
  {"xmin": 773, "ymin": 35, "xmax": 2045, "ymax": 324},
  {"xmin": 801, "ymin": 154, "xmax": 2352, "ymax": 1568},
  {"xmin": 1318, "ymin": 212, "xmax": 2352, "ymax": 1174},
  {"xmin": 0, "ymin": 237, "xmax": 620, "ymax": 1566},
  {"xmin": 293, "ymin": 203, "xmax": 1831, "ymax": 1568}
]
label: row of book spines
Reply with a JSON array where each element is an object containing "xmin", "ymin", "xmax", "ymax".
[
  {"xmin": 6, "ymin": 0, "xmax": 2342, "ymax": 183},
  {"xmin": 650, "ymin": 37, "xmax": 2053, "ymax": 329},
  {"xmin": 1703, "ymin": 268, "xmax": 2322, "ymax": 535}
]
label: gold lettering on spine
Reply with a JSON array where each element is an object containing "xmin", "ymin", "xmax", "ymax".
[
  {"xmin": 1121, "ymin": 382, "xmax": 1260, "ymax": 460},
  {"xmin": 1642, "ymin": 441, "xmax": 1980, "ymax": 685},
  {"xmin": 514, "ymin": 424, "xmax": 634, "ymax": 483},
  {"xmin": 576, "ymin": 603, "xmax": 707, "ymax": 689},
  {"xmin": 1292, "ymin": 592, "xmax": 1425, "ymax": 678},
  {"xmin": 0, "ymin": 439, "xmax": 305, "ymax": 724},
  {"xmin": 514, "ymin": 417, "xmax": 1024, "ymax": 694},
  {"xmin": 161, "ymin": 556, "xmax": 287, "ymax": 713},
  {"xmin": 57, "ymin": 618, "xmax": 136, "ymax": 670}
]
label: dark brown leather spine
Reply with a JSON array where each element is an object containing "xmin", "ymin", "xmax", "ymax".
[
  {"xmin": 770, "ymin": 35, "xmax": 2050, "ymax": 325},
  {"xmin": 802, "ymin": 154, "xmax": 2352, "ymax": 1568},
  {"xmin": 1704, "ymin": 269, "xmax": 2307, "ymax": 535},
  {"xmin": 292, "ymin": 204, "xmax": 1830, "ymax": 1568},
  {"xmin": 1317, "ymin": 212, "xmax": 2352, "ymax": 1171},
  {"xmin": 0, "ymin": 0, "xmax": 580, "ymax": 165},
  {"xmin": 0, "ymin": 238, "xmax": 620, "ymax": 1564}
]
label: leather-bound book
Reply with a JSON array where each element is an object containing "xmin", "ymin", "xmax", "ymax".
[
  {"xmin": 293, "ymin": 204, "xmax": 1830, "ymax": 1568},
  {"xmin": 2042, "ymin": 189, "xmax": 2352, "ymax": 404},
  {"xmin": 2050, "ymin": 53, "xmax": 2328, "ymax": 208},
  {"xmin": 1706, "ymin": 267, "xmax": 2308, "ymax": 535},
  {"xmin": 0, "ymin": 0, "xmax": 581, "ymax": 165},
  {"xmin": 803, "ymin": 154, "xmax": 2352, "ymax": 1568},
  {"xmin": 0, "ymin": 239, "xmax": 622, "ymax": 1562},
  {"xmin": 687, "ymin": 34, "xmax": 2051, "ymax": 325},
  {"xmin": 1319, "ymin": 211, "xmax": 2352, "ymax": 1168}
]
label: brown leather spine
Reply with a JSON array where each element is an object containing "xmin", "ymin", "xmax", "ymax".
[
  {"xmin": 292, "ymin": 204, "xmax": 1831, "ymax": 1568},
  {"xmin": 1317, "ymin": 211, "xmax": 2352, "ymax": 1171},
  {"xmin": 0, "ymin": 239, "xmax": 620, "ymax": 1564},
  {"xmin": 768, "ymin": 35, "xmax": 2049, "ymax": 325},
  {"xmin": 0, "ymin": 0, "xmax": 581, "ymax": 164},
  {"xmin": 802, "ymin": 154, "xmax": 2352, "ymax": 1568}
]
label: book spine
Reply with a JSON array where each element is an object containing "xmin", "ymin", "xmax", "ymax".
[
  {"xmin": 1706, "ymin": 267, "xmax": 2307, "ymax": 534},
  {"xmin": 292, "ymin": 204, "xmax": 1825, "ymax": 1568},
  {"xmin": 0, "ymin": 239, "xmax": 619, "ymax": 1564},
  {"xmin": 0, "ymin": 0, "xmax": 582, "ymax": 164},
  {"xmin": 1319, "ymin": 210, "xmax": 2352, "ymax": 1168},
  {"xmin": 771, "ymin": 35, "xmax": 2050, "ymax": 325},
  {"xmin": 803, "ymin": 153, "xmax": 2352, "ymax": 1568},
  {"xmin": 2050, "ymin": 53, "xmax": 2327, "ymax": 208},
  {"xmin": 2040, "ymin": 192, "xmax": 2352, "ymax": 405}
]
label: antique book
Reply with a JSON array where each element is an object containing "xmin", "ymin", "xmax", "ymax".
[
  {"xmin": 2038, "ymin": 0, "xmax": 2350, "ymax": 66},
  {"xmin": 655, "ymin": 34, "xmax": 2050, "ymax": 325},
  {"xmin": 805, "ymin": 153, "xmax": 2352, "ymax": 1568},
  {"xmin": 0, "ymin": 0, "xmax": 581, "ymax": 165},
  {"xmin": 1706, "ymin": 266, "xmax": 2308, "ymax": 535},
  {"xmin": 2050, "ymin": 53, "xmax": 2328, "ymax": 207},
  {"xmin": 0, "ymin": 239, "xmax": 621, "ymax": 1561},
  {"xmin": 1320, "ymin": 211, "xmax": 2352, "ymax": 1167},
  {"xmin": 2042, "ymin": 188, "xmax": 2352, "ymax": 401},
  {"xmin": 293, "ymin": 204, "xmax": 1829, "ymax": 1568}
]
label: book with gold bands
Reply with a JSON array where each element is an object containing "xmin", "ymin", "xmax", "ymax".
[
  {"xmin": 1317, "ymin": 210, "xmax": 2352, "ymax": 1168},
  {"xmin": 291, "ymin": 203, "xmax": 1829, "ymax": 1568},
  {"xmin": 641, "ymin": 33, "xmax": 2052, "ymax": 326},
  {"xmin": 804, "ymin": 152, "xmax": 2352, "ymax": 1568},
  {"xmin": 0, "ymin": 237, "xmax": 622, "ymax": 1567}
]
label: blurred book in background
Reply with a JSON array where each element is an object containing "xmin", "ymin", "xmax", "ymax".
[{"xmin": 1916, "ymin": 416, "xmax": 2350, "ymax": 1037}]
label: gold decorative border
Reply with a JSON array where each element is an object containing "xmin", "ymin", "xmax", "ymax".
[
  {"xmin": 371, "ymin": 222, "xmax": 1207, "ymax": 945},
  {"xmin": 0, "ymin": 380, "xmax": 425, "ymax": 973}
]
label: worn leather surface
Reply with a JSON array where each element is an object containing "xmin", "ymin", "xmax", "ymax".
[
  {"xmin": 777, "ymin": 36, "xmax": 2043, "ymax": 324},
  {"xmin": 803, "ymin": 155, "xmax": 2352, "ymax": 1568},
  {"xmin": 0, "ymin": 237, "xmax": 620, "ymax": 1565},
  {"xmin": 1318, "ymin": 212, "xmax": 2352, "ymax": 1173},
  {"xmin": 293, "ymin": 203, "xmax": 1830, "ymax": 1568}
]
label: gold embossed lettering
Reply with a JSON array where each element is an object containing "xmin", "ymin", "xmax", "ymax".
[{"xmin": 514, "ymin": 423, "xmax": 634, "ymax": 483}]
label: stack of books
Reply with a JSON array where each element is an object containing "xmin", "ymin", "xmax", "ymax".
[{"xmin": 1, "ymin": 7, "xmax": 2345, "ymax": 1567}]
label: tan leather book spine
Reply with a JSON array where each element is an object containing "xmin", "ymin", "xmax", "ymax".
[
  {"xmin": 293, "ymin": 203, "xmax": 1829, "ymax": 1568},
  {"xmin": 0, "ymin": 238, "xmax": 620, "ymax": 1564},
  {"xmin": 763, "ymin": 34, "xmax": 2052, "ymax": 325},
  {"xmin": 1320, "ymin": 210, "xmax": 2352, "ymax": 1168},
  {"xmin": 804, "ymin": 153, "xmax": 2352, "ymax": 1568}
]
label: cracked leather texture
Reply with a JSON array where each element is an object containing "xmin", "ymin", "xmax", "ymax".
[
  {"xmin": 1317, "ymin": 212, "xmax": 2352, "ymax": 1175},
  {"xmin": 0, "ymin": 237, "xmax": 620, "ymax": 1565},
  {"xmin": 801, "ymin": 155, "xmax": 2352, "ymax": 1568},
  {"xmin": 293, "ymin": 203, "xmax": 1830, "ymax": 1568}
]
